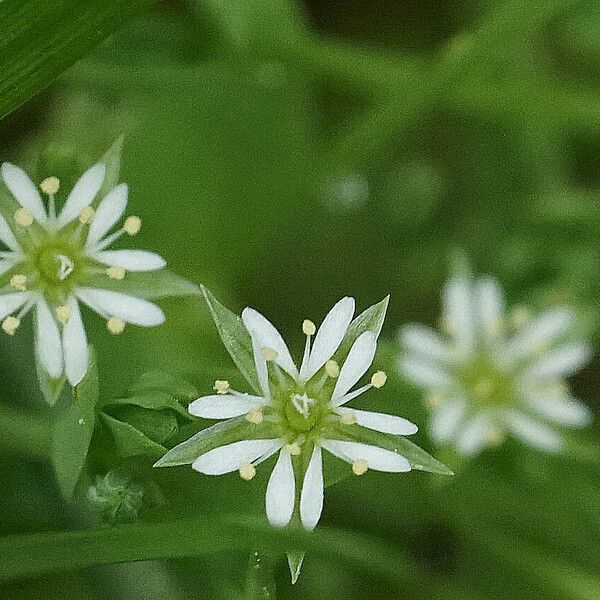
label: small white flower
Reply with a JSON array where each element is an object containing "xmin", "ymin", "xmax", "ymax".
[
  {"xmin": 398, "ymin": 274, "xmax": 592, "ymax": 456},
  {"xmin": 0, "ymin": 162, "xmax": 167, "ymax": 386},
  {"xmin": 160, "ymin": 297, "xmax": 418, "ymax": 530}
]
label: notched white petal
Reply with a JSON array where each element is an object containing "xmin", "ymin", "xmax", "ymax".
[
  {"xmin": 35, "ymin": 298, "xmax": 63, "ymax": 379},
  {"xmin": 192, "ymin": 439, "xmax": 280, "ymax": 475},
  {"xmin": 86, "ymin": 183, "xmax": 128, "ymax": 248},
  {"xmin": 1, "ymin": 162, "xmax": 47, "ymax": 224},
  {"xmin": 430, "ymin": 399, "xmax": 466, "ymax": 443},
  {"xmin": 300, "ymin": 445, "xmax": 323, "ymax": 531},
  {"xmin": 0, "ymin": 292, "xmax": 30, "ymax": 319},
  {"xmin": 525, "ymin": 392, "xmax": 592, "ymax": 428},
  {"xmin": 524, "ymin": 343, "xmax": 591, "ymax": 380},
  {"xmin": 339, "ymin": 408, "xmax": 418, "ymax": 436},
  {"xmin": 57, "ymin": 163, "xmax": 105, "ymax": 227},
  {"xmin": 455, "ymin": 413, "xmax": 494, "ymax": 456},
  {"xmin": 94, "ymin": 249, "xmax": 166, "ymax": 271},
  {"xmin": 0, "ymin": 213, "xmax": 21, "ymax": 252},
  {"xmin": 321, "ymin": 439, "xmax": 411, "ymax": 472},
  {"xmin": 188, "ymin": 394, "xmax": 265, "ymax": 419},
  {"xmin": 62, "ymin": 298, "xmax": 89, "ymax": 386},
  {"xmin": 332, "ymin": 331, "xmax": 376, "ymax": 401},
  {"xmin": 505, "ymin": 411, "xmax": 562, "ymax": 453},
  {"xmin": 266, "ymin": 450, "xmax": 295, "ymax": 527},
  {"xmin": 399, "ymin": 324, "xmax": 449, "ymax": 363},
  {"xmin": 398, "ymin": 355, "xmax": 453, "ymax": 389}
]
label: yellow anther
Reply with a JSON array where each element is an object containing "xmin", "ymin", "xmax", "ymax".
[
  {"xmin": 487, "ymin": 427, "xmax": 505, "ymax": 447},
  {"xmin": 535, "ymin": 340, "xmax": 550, "ymax": 355},
  {"xmin": 78, "ymin": 206, "xmax": 95, "ymax": 224},
  {"xmin": 40, "ymin": 176, "xmax": 59, "ymax": 195},
  {"xmin": 14, "ymin": 208, "xmax": 33, "ymax": 227},
  {"xmin": 106, "ymin": 266, "xmax": 126, "ymax": 280},
  {"xmin": 2, "ymin": 316, "xmax": 20, "ymax": 335},
  {"xmin": 547, "ymin": 381, "xmax": 568, "ymax": 396},
  {"xmin": 339, "ymin": 412, "xmax": 357, "ymax": 426},
  {"xmin": 106, "ymin": 317, "xmax": 125, "ymax": 335},
  {"xmin": 213, "ymin": 380, "xmax": 230, "ymax": 395},
  {"xmin": 302, "ymin": 319, "xmax": 316, "ymax": 336},
  {"xmin": 352, "ymin": 459, "xmax": 369, "ymax": 476},
  {"xmin": 325, "ymin": 359, "xmax": 340, "ymax": 378},
  {"xmin": 486, "ymin": 318, "xmax": 502, "ymax": 335},
  {"xmin": 284, "ymin": 443, "xmax": 301, "ymax": 456},
  {"xmin": 441, "ymin": 318, "xmax": 454, "ymax": 335},
  {"xmin": 55, "ymin": 305, "xmax": 71, "ymax": 325},
  {"xmin": 371, "ymin": 371, "xmax": 387, "ymax": 389},
  {"xmin": 238, "ymin": 463, "xmax": 256, "ymax": 481},
  {"xmin": 261, "ymin": 347, "xmax": 277, "ymax": 361},
  {"xmin": 123, "ymin": 216, "xmax": 141, "ymax": 236},
  {"xmin": 510, "ymin": 306, "xmax": 530, "ymax": 329},
  {"xmin": 245, "ymin": 407, "xmax": 263, "ymax": 424},
  {"xmin": 9, "ymin": 274, "xmax": 27, "ymax": 291},
  {"xmin": 474, "ymin": 379, "xmax": 492, "ymax": 399}
]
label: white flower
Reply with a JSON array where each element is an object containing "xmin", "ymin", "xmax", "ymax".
[
  {"xmin": 0, "ymin": 162, "xmax": 167, "ymax": 386},
  {"xmin": 398, "ymin": 274, "xmax": 592, "ymax": 456},
  {"xmin": 159, "ymin": 297, "xmax": 419, "ymax": 530}
]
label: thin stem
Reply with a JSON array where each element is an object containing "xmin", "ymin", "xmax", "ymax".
[{"xmin": 0, "ymin": 403, "xmax": 52, "ymax": 460}]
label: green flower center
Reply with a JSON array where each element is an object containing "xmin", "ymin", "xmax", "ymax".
[
  {"xmin": 276, "ymin": 386, "xmax": 331, "ymax": 436},
  {"xmin": 36, "ymin": 246, "xmax": 76, "ymax": 285},
  {"xmin": 458, "ymin": 355, "xmax": 514, "ymax": 407}
]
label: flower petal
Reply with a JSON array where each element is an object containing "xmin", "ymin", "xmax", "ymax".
[
  {"xmin": 443, "ymin": 276, "xmax": 475, "ymax": 357},
  {"xmin": 266, "ymin": 450, "xmax": 295, "ymax": 527},
  {"xmin": 399, "ymin": 324, "xmax": 449, "ymax": 363},
  {"xmin": 86, "ymin": 183, "xmax": 128, "ymax": 248},
  {"xmin": 0, "ymin": 213, "xmax": 21, "ymax": 252},
  {"xmin": 332, "ymin": 331, "xmax": 376, "ymax": 401},
  {"xmin": 524, "ymin": 392, "xmax": 592, "ymax": 428},
  {"xmin": 321, "ymin": 439, "xmax": 411, "ymax": 472},
  {"xmin": 62, "ymin": 297, "xmax": 88, "ymax": 386},
  {"xmin": 301, "ymin": 296, "xmax": 355, "ymax": 381},
  {"xmin": 242, "ymin": 307, "xmax": 298, "ymax": 378},
  {"xmin": 338, "ymin": 407, "xmax": 418, "ymax": 435},
  {"xmin": 0, "ymin": 292, "xmax": 30, "ymax": 319},
  {"xmin": 188, "ymin": 394, "xmax": 265, "ymax": 419},
  {"xmin": 455, "ymin": 413, "xmax": 494, "ymax": 456},
  {"xmin": 76, "ymin": 287, "xmax": 165, "ymax": 326},
  {"xmin": 523, "ymin": 343, "xmax": 591, "ymax": 380},
  {"xmin": 505, "ymin": 411, "xmax": 562, "ymax": 453},
  {"xmin": 430, "ymin": 399, "xmax": 466, "ymax": 443},
  {"xmin": 57, "ymin": 163, "xmax": 105, "ymax": 227},
  {"xmin": 93, "ymin": 249, "xmax": 166, "ymax": 271},
  {"xmin": 477, "ymin": 277, "xmax": 504, "ymax": 334},
  {"xmin": 508, "ymin": 308, "xmax": 573, "ymax": 359},
  {"xmin": 35, "ymin": 298, "xmax": 63, "ymax": 379},
  {"xmin": 192, "ymin": 439, "xmax": 281, "ymax": 475},
  {"xmin": 300, "ymin": 445, "xmax": 323, "ymax": 531},
  {"xmin": 1, "ymin": 162, "xmax": 47, "ymax": 224},
  {"xmin": 398, "ymin": 355, "xmax": 454, "ymax": 389}
]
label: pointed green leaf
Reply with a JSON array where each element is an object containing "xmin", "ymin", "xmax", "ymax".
[
  {"xmin": 335, "ymin": 296, "xmax": 389, "ymax": 361},
  {"xmin": 103, "ymin": 392, "xmax": 192, "ymax": 419},
  {"xmin": 201, "ymin": 285, "xmax": 261, "ymax": 394},
  {"xmin": 101, "ymin": 413, "xmax": 166, "ymax": 459},
  {"xmin": 155, "ymin": 417, "xmax": 270, "ymax": 467},
  {"xmin": 86, "ymin": 269, "xmax": 201, "ymax": 300},
  {"xmin": 341, "ymin": 426, "xmax": 453, "ymax": 475},
  {"xmin": 96, "ymin": 135, "xmax": 124, "ymax": 200},
  {"xmin": 131, "ymin": 371, "xmax": 198, "ymax": 403},
  {"xmin": 51, "ymin": 347, "xmax": 99, "ymax": 499}
]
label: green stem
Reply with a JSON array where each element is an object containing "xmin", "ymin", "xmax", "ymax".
[
  {"xmin": 244, "ymin": 551, "xmax": 276, "ymax": 600},
  {"xmin": 0, "ymin": 403, "xmax": 52, "ymax": 460},
  {"xmin": 0, "ymin": 515, "xmax": 423, "ymax": 590}
]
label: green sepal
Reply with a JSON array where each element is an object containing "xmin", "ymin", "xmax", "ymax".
[
  {"xmin": 35, "ymin": 339, "xmax": 67, "ymax": 406},
  {"xmin": 337, "ymin": 425, "xmax": 453, "ymax": 476},
  {"xmin": 86, "ymin": 269, "xmax": 201, "ymax": 300},
  {"xmin": 96, "ymin": 135, "xmax": 124, "ymax": 201},
  {"xmin": 286, "ymin": 551, "xmax": 305, "ymax": 585},
  {"xmin": 154, "ymin": 417, "xmax": 269, "ymax": 467},
  {"xmin": 130, "ymin": 371, "xmax": 198, "ymax": 403},
  {"xmin": 335, "ymin": 295, "xmax": 389, "ymax": 362},
  {"xmin": 201, "ymin": 285, "xmax": 261, "ymax": 394},
  {"xmin": 103, "ymin": 392, "xmax": 192, "ymax": 420},
  {"xmin": 51, "ymin": 346, "xmax": 99, "ymax": 499},
  {"xmin": 101, "ymin": 413, "xmax": 167, "ymax": 459}
]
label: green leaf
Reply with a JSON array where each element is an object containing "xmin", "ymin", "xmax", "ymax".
[
  {"xmin": 51, "ymin": 347, "xmax": 99, "ymax": 499},
  {"xmin": 103, "ymin": 392, "xmax": 192, "ymax": 419},
  {"xmin": 155, "ymin": 417, "xmax": 268, "ymax": 467},
  {"xmin": 131, "ymin": 371, "xmax": 198, "ymax": 403},
  {"xmin": 335, "ymin": 296, "xmax": 389, "ymax": 361},
  {"xmin": 0, "ymin": 0, "xmax": 151, "ymax": 119},
  {"xmin": 244, "ymin": 552, "xmax": 276, "ymax": 599},
  {"xmin": 96, "ymin": 135, "xmax": 124, "ymax": 200},
  {"xmin": 201, "ymin": 285, "xmax": 261, "ymax": 394},
  {"xmin": 101, "ymin": 413, "xmax": 166, "ymax": 459},
  {"xmin": 341, "ymin": 426, "xmax": 453, "ymax": 476},
  {"xmin": 85, "ymin": 269, "xmax": 201, "ymax": 299}
]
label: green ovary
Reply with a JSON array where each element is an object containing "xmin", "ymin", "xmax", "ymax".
[
  {"xmin": 278, "ymin": 388, "xmax": 330, "ymax": 435},
  {"xmin": 458, "ymin": 355, "xmax": 515, "ymax": 407}
]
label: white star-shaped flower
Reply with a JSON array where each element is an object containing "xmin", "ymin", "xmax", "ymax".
[
  {"xmin": 0, "ymin": 162, "xmax": 167, "ymax": 386},
  {"xmin": 158, "ymin": 297, "xmax": 420, "ymax": 530},
  {"xmin": 398, "ymin": 274, "xmax": 592, "ymax": 455}
]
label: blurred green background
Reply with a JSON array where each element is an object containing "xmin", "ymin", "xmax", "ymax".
[{"xmin": 2, "ymin": 0, "xmax": 600, "ymax": 598}]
